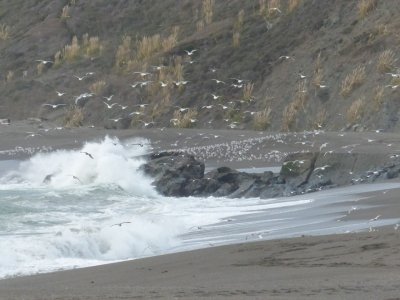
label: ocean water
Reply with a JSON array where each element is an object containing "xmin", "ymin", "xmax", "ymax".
[
  {"xmin": 0, "ymin": 137, "xmax": 313, "ymax": 279},
  {"xmin": 1, "ymin": 136, "xmax": 399, "ymax": 279}
]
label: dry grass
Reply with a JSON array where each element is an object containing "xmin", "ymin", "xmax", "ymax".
[
  {"xmin": 54, "ymin": 51, "xmax": 62, "ymax": 67},
  {"xmin": 6, "ymin": 70, "xmax": 14, "ymax": 82},
  {"xmin": 137, "ymin": 34, "xmax": 161, "ymax": 60},
  {"xmin": 115, "ymin": 35, "xmax": 132, "ymax": 69},
  {"xmin": 376, "ymin": 24, "xmax": 389, "ymax": 36},
  {"xmin": 340, "ymin": 65, "xmax": 366, "ymax": 97},
  {"xmin": 202, "ymin": 0, "xmax": 215, "ymax": 25},
  {"xmin": 347, "ymin": 97, "xmax": 364, "ymax": 124},
  {"xmin": 358, "ymin": 0, "xmax": 377, "ymax": 19},
  {"xmin": 282, "ymin": 102, "xmax": 297, "ymax": 131},
  {"xmin": 243, "ymin": 82, "xmax": 254, "ymax": 101},
  {"xmin": 36, "ymin": 62, "xmax": 45, "ymax": 75},
  {"xmin": 60, "ymin": 5, "xmax": 70, "ymax": 19},
  {"xmin": 377, "ymin": 49, "xmax": 396, "ymax": 73},
  {"xmin": 312, "ymin": 108, "xmax": 327, "ymax": 129},
  {"xmin": 312, "ymin": 52, "xmax": 324, "ymax": 87},
  {"xmin": 196, "ymin": 20, "xmax": 205, "ymax": 32},
  {"xmin": 63, "ymin": 35, "xmax": 80, "ymax": 61},
  {"xmin": 162, "ymin": 26, "xmax": 179, "ymax": 52},
  {"xmin": 293, "ymin": 80, "xmax": 308, "ymax": 111},
  {"xmin": 172, "ymin": 56, "xmax": 184, "ymax": 81},
  {"xmin": 372, "ymin": 85, "xmax": 385, "ymax": 112},
  {"xmin": 253, "ymin": 107, "xmax": 272, "ymax": 130},
  {"xmin": 232, "ymin": 10, "xmax": 244, "ymax": 48},
  {"xmin": 267, "ymin": 0, "xmax": 282, "ymax": 19},
  {"xmin": 259, "ymin": 0, "xmax": 266, "ymax": 15},
  {"xmin": 288, "ymin": 0, "xmax": 302, "ymax": 13},
  {"xmin": 172, "ymin": 108, "xmax": 198, "ymax": 128},
  {"xmin": 235, "ymin": 9, "xmax": 245, "ymax": 31},
  {"xmin": 89, "ymin": 80, "xmax": 106, "ymax": 95},
  {"xmin": 232, "ymin": 31, "xmax": 240, "ymax": 48},
  {"xmin": 85, "ymin": 36, "xmax": 103, "ymax": 57},
  {"xmin": 64, "ymin": 106, "xmax": 84, "ymax": 127},
  {"xmin": 0, "ymin": 24, "xmax": 10, "ymax": 40}
]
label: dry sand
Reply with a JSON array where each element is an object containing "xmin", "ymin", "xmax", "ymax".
[{"xmin": 1, "ymin": 121, "xmax": 400, "ymax": 299}]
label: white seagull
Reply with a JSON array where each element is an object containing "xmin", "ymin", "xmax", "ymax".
[
  {"xmin": 42, "ymin": 103, "xmax": 67, "ymax": 109},
  {"xmin": 103, "ymin": 95, "xmax": 114, "ymax": 102},
  {"xmin": 211, "ymin": 79, "xmax": 226, "ymax": 84},
  {"xmin": 184, "ymin": 49, "xmax": 197, "ymax": 56},
  {"xmin": 103, "ymin": 102, "xmax": 119, "ymax": 109},
  {"xmin": 36, "ymin": 59, "xmax": 53, "ymax": 65}
]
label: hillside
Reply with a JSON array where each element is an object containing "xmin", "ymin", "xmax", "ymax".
[{"xmin": 0, "ymin": 0, "xmax": 399, "ymax": 132}]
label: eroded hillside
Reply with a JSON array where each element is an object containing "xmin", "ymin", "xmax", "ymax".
[{"xmin": 0, "ymin": 0, "xmax": 399, "ymax": 132}]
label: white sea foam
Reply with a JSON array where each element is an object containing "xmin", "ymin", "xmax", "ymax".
[
  {"xmin": 1, "ymin": 136, "xmax": 156, "ymax": 196},
  {"xmin": 4, "ymin": 136, "xmax": 386, "ymax": 280}
]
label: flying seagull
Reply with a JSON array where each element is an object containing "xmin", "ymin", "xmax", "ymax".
[
  {"xmin": 80, "ymin": 151, "xmax": 94, "ymax": 159},
  {"xmin": 56, "ymin": 91, "xmax": 66, "ymax": 97},
  {"xmin": 42, "ymin": 103, "xmax": 67, "ymax": 109},
  {"xmin": 111, "ymin": 222, "xmax": 132, "ymax": 227},
  {"xmin": 184, "ymin": 49, "xmax": 197, "ymax": 56},
  {"xmin": 103, "ymin": 102, "xmax": 119, "ymax": 109},
  {"xmin": 103, "ymin": 95, "xmax": 114, "ymax": 102},
  {"xmin": 36, "ymin": 59, "xmax": 53, "ymax": 65}
]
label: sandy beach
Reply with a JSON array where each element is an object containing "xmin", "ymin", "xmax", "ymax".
[{"xmin": 1, "ymin": 121, "xmax": 400, "ymax": 299}]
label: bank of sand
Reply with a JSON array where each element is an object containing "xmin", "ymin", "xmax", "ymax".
[{"xmin": 1, "ymin": 121, "xmax": 400, "ymax": 299}]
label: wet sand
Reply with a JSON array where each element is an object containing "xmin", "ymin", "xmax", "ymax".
[{"xmin": 1, "ymin": 121, "xmax": 400, "ymax": 299}]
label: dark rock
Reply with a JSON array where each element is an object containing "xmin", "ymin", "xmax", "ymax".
[
  {"xmin": 280, "ymin": 152, "xmax": 317, "ymax": 188},
  {"xmin": 141, "ymin": 150, "xmax": 400, "ymax": 199}
]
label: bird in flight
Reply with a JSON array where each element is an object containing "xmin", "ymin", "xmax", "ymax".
[
  {"xmin": 75, "ymin": 93, "xmax": 94, "ymax": 105},
  {"xmin": 103, "ymin": 95, "xmax": 114, "ymax": 102},
  {"xmin": 175, "ymin": 106, "xmax": 189, "ymax": 112},
  {"xmin": 36, "ymin": 59, "xmax": 53, "ymax": 65},
  {"xmin": 211, "ymin": 79, "xmax": 226, "ymax": 84},
  {"xmin": 73, "ymin": 74, "xmax": 88, "ymax": 81},
  {"xmin": 184, "ymin": 49, "xmax": 197, "ymax": 56},
  {"xmin": 109, "ymin": 118, "xmax": 123, "ymax": 122},
  {"xmin": 174, "ymin": 80, "xmax": 189, "ymax": 86},
  {"xmin": 133, "ymin": 71, "xmax": 151, "ymax": 77},
  {"xmin": 139, "ymin": 120, "xmax": 155, "ymax": 127},
  {"xmin": 42, "ymin": 103, "xmax": 67, "ymax": 109},
  {"xmin": 80, "ymin": 151, "xmax": 94, "ymax": 159},
  {"xmin": 56, "ymin": 91, "xmax": 66, "ymax": 97},
  {"xmin": 133, "ymin": 103, "xmax": 149, "ymax": 108},
  {"xmin": 211, "ymin": 93, "xmax": 221, "ymax": 100},
  {"xmin": 103, "ymin": 102, "xmax": 119, "ymax": 109},
  {"xmin": 111, "ymin": 222, "xmax": 131, "ymax": 227}
]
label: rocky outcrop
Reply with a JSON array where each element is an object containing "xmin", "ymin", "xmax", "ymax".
[{"xmin": 141, "ymin": 151, "xmax": 400, "ymax": 198}]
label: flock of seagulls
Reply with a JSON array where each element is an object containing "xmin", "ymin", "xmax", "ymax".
[{"xmin": 35, "ymin": 45, "xmax": 258, "ymax": 130}]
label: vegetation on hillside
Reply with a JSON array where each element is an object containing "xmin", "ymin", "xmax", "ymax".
[{"xmin": 0, "ymin": 0, "xmax": 399, "ymax": 132}]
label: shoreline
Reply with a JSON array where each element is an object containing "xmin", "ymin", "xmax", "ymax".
[
  {"xmin": 1, "ymin": 228, "xmax": 399, "ymax": 300},
  {"xmin": 2, "ymin": 121, "xmax": 400, "ymax": 299}
]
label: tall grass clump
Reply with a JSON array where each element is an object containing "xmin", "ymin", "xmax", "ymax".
[
  {"xmin": 172, "ymin": 108, "xmax": 198, "ymax": 128},
  {"xmin": 358, "ymin": 0, "xmax": 377, "ymax": 19},
  {"xmin": 347, "ymin": 97, "xmax": 364, "ymax": 124},
  {"xmin": 288, "ymin": 0, "xmax": 302, "ymax": 13},
  {"xmin": 0, "ymin": 24, "xmax": 10, "ymax": 40},
  {"xmin": 340, "ymin": 66, "xmax": 366, "ymax": 97},
  {"xmin": 202, "ymin": 0, "xmax": 215, "ymax": 25},
  {"xmin": 377, "ymin": 49, "xmax": 396, "ymax": 73},
  {"xmin": 243, "ymin": 82, "xmax": 254, "ymax": 101},
  {"xmin": 253, "ymin": 107, "xmax": 272, "ymax": 130},
  {"xmin": 282, "ymin": 102, "xmax": 297, "ymax": 131},
  {"xmin": 115, "ymin": 35, "xmax": 132, "ymax": 69},
  {"xmin": 63, "ymin": 35, "xmax": 80, "ymax": 61},
  {"xmin": 60, "ymin": 5, "xmax": 70, "ymax": 19},
  {"xmin": 89, "ymin": 80, "xmax": 106, "ymax": 95}
]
